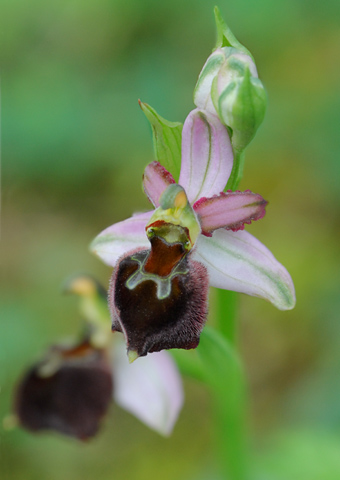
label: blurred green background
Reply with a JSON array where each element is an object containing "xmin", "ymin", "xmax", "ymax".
[{"xmin": 1, "ymin": 0, "xmax": 340, "ymax": 478}]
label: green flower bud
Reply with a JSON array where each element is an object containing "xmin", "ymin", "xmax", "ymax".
[
  {"xmin": 194, "ymin": 8, "xmax": 267, "ymax": 152},
  {"xmin": 213, "ymin": 66, "xmax": 267, "ymax": 152},
  {"xmin": 194, "ymin": 47, "xmax": 258, "ymax": 116}
]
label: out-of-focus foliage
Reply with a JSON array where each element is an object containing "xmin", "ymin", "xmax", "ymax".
[{"xmin": 1, "ymin": 0, "xmax": 340, "ymax": 478}]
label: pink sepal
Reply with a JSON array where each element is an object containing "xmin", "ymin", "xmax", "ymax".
[
  {"xmin": 90, "ymin": 211, "xmax": 151, "ymax": 267},
  {"xmin": 194, "ymin": 229, "xmax": 296, "ymax": 311}
]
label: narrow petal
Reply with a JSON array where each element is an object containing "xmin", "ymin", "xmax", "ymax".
[
  {"xmin": 143, "ymin": 161, "xmax": 176, "ymax": 207},
  {"xmin": 178, "ymin": 109, "xmax": 233, "ymax": 203},
  {"xmin": 194, "ymin": 229, "xmax": 295, "ymax": 310},
  {"xmin": 112, "ymin": 338, "xmax": 184, "ymax": 436},
  {"xmin": 193, "ymin": 191, "xmax": 267, "ymax": 236},
  {"xmin": 90, "ymin": 212, "xmax": 151, "ymax": 267}
]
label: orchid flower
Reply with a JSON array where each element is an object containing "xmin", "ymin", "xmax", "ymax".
[
  {"xmin": 91, "ymin": 108, "xmax": 296, "ymax": 358},
  {"xmin": 14, "ymin": 275, "xmax": 183, "ymax": 439}
]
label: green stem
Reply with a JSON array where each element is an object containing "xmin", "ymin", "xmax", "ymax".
[
  {"xmin": 198, "ymin": 328, "xmax": 248, "ymax": 480},
  {"xmin": 226, "ymin": 150, "xmax": 245, "ymax": 191},
  {"xmin": 214, "ymin": 289, "xmax": 249, "ymax": 479},
  {"xmin": 213, "ymin": 382, "xmax": 248, "ymax": 480},
  {"xmin": 215, "ymin": 288, "xmax": 239, "ymax": 345},
  {"xmin": 172, "ymin": 290, "xmax": 249, "ymax": 480}
]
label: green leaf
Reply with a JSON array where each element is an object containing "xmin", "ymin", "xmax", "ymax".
[
  {"xmin": 170, "ymin": 348, "xmax": 206, "ymax": 382},
  {"xmin": 214, "ymin": 6, "xmax": 254, "ymax": 61},
  {"xmin": 198, "ymin": 327, "xmax": 248, "ymax": 480},
  {"xmin": 139, "ymin": 101, "xmax": 182, "ymax": 182},
  {"xmin": 197, "ymin": 327, "xmax": 243, "ymax": 402},
  {"xmin": 215, "ymin": 288, "xmax": 239, "ymax": 343}
]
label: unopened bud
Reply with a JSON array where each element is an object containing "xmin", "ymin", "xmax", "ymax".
[
  {"xmin": 213, "ymin": 66, "xmax": 267, "ymax": 151},
  {"xmin": 194, "ymin": 27, "xmax": 266, "ymax": 151},
  {"xmin": 194, "ymin": 47, "xmax": 258, "ymax": 117}
]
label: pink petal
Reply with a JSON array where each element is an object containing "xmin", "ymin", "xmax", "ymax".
[
  {"xmin": 90, "ymin": 212, "xmax": 151, "ymax": 267},
  {"xmin": 143, "ymin": 161, "xmax": 176, "ymax": 207},
  {"xmin": 112, "ymin": 338, "xmax": 183, "ymax": 436},
  {"xmin": 193, "ymin": 190, "xmax": 267, "ymax": 236},
  {"xmin": 194, "ymin": 229, "xmax": 295, "ymax": 310},
  {"xmin": 178, "ymin": 109, "xmax": 233, "ymax": 204}
]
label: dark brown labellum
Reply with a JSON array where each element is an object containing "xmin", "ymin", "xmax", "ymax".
[
  {"xmin": 14, "ymin": 341, "xmax": 113, "ymax": 440},
  {"xmin": 109, "ymin": 241, "xmax": 209, "ymax": 357}
]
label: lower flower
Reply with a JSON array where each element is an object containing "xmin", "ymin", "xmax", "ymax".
[
  {"xmin": 14, "ymin": 339, "xmax": 113, "ymax": 440},
  {"xmin": 13, "ymin": 275, "xmax": 184, "ymax": 438}
]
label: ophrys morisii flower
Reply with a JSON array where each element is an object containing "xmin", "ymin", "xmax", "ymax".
[{"xmin": 91, "ymin": 109, "xmax": 295, "ymax": 358}]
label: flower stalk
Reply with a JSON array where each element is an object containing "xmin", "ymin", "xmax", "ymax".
[
  {"xmin": 173, "ymin": 326, "xmax": 248, "ymax": 479},
  {"xmin": 226, "ymin": 149, "xmax": 246, "ymax": 191},
  {"xmin": 216, "ymin": 288, "xmax": 239, "ymax": 345}
]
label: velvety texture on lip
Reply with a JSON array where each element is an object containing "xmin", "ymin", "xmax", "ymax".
[
  {"xmin": 14, "ymin": 342, "xmax": 113, "ymax": 440},
  {"xmin": 110, "ymin": 248, "xmax": 209, "ymax": 357}
]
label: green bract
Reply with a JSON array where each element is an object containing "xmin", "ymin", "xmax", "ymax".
[{"xmin": 139, "ymin": 101, "xmax": 183, "ymax": 182}]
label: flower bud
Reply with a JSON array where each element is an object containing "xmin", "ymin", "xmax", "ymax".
[
  {"xmin": 194, "ymin": 47, "xmax": 258, "ymax": 115},
  {"xmin": 194, "ymin": 47, "xmax": 266, "ymax": 151},
  {"xmin": 213, "ymin": 66, "xmax": 267, "ymax": 152}
]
